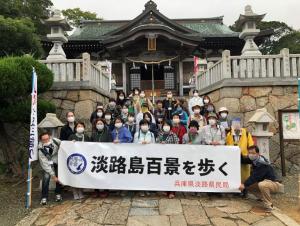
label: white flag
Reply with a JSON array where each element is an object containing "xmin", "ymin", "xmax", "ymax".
[{"xmin": 28, "ymin": 68, "xmax": 38, "ymax": 162}]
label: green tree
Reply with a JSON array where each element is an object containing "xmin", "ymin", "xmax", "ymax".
[
  {"xmin": 0, "ymin": 0, "xmax": 53, "ymax": 35},
  {"xmin": 256, "ymin": 21, "xmax": 294, "ymax": 54},
  {"xmin": 0, "ymin": 56, "xmax": 55, "ymax": 175},
  {"xmin": 0, "ymin": 16, "xmax": 43, "ymax": 57},
  {"xmin": 62, "ymin": 8, "xmax": 101, "ymax": 27}
]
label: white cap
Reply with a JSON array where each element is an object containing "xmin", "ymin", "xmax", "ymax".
[{"xmin": 218, "ymin": 107, "xmax": 228, "ymax": 113}]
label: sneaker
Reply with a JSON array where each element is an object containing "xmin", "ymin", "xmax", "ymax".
[
  {"xmin": 78, "ymin": 190, "xmax": 85, "ymax": 199},
  {"xmin": 55, "ymin": 194, "xmax": 62, "ymax": 202},
  {"xmin": 168, "ymin": 192, "xmax": 175, "ymax": 199},
  {"xmin": 265, "ymin": 204, "xmax": 274, "ymax": 213},
  {"xmin": 40, "ymin": 198, "xmax": 47, "ymax": 205},
  {"xmin": 73, "ymin": 192, "xmax": 80, "ymax": 200}
]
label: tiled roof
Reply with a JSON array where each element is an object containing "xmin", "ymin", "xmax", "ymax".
[{"xmin": 69, "ymin": 18, "xmax": 239, "ymax": 41}]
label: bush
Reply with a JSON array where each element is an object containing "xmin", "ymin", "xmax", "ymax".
[
  {"xmin": 0, "ymin": 56, "xmax": 55, "ymax": 123},
  {"xmin": 0, "ymin": 56, "xmax": 53, "ymax": 100}
]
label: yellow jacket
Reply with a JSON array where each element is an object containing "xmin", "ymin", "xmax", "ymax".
[
  {"xmin": 226, "ymin": 128, "xmax": 254, "ymax": 182},
  {"xmin": 226, "ymin": 128, "xmax": 254, "ymax": 156}
]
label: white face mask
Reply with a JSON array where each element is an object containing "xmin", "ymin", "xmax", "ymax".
[
  {"xmin": 122, "ymin": 108, "xmax": 128, "ymax": 114},
  {"xmin": 208, "ymin": 119, "xmax": 217, "ymax": 126},
  {"xmin": 105, "ymin": 115, "xmax": 111, "ymax": 120},
  {"xmin": 248, "ymin": 154, "xmax": 259, "ymax": 161},
  {"xmin": 173, "ymin": 118, "xmax": 180, "ymax": 124},
  {"xmin": 67, "ymin": 116, "xmax": 75, "ymax": 123},
  {"xmin": 220, "ymin": 112, "xmax": 228, "ymax": 119},
  {"xmin": 193, "ymin": 92, "xmax": 199, "ymax": 97},
  {"xmin": 163, "ymin": 126, "xmax": 170, "ymax": 133},
  {"xmin": 43, "ymin": 141, "xmax": 51, "ymax": 146},
  {"xmin": 140, "ymin": 93, "xmax": 145, "ymax": 98},
  {"xmin": 134, "ymin": 91, "xmax": 139, "ymax": 95},
  {"xmin": 128, "ymin": 117, "xmax": 135, "ymax": 123},
  {"xmin": 115, "ymin": 123, "xmax": 123, "ymax": 128},
  {"xmin": 76, "ymin": 127, "xmax": 84, "ymax": 134},
  {"xmin": 193, "ymin": 109, "xmax": 200, "ymax": 114},
  {"xmin": 204, "ymin": 99, "xmax": 209, "ymax": 104},
  {"xmin": 97, "ymin": 112, "xmax": 103, "ymax": 117},
  {"xmin": 96, "ymin": 124, "xmax": 104, "ymax": 131},
  {"xmin": 141, "ymin": 125, "xmax": 149, "ymax": 133},
  {"xmin": 119, "ymin": 96, "xmax": 124, "ymax": 100}
]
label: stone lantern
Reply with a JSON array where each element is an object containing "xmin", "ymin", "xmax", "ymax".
[
  {"xmin": 248, "ymin": 108, "xmax": 276, "ymax": 161},
  {"xmin": 44, "ymin": 9, "xmax": 71, "ymax": 60},
  {"xmin": 38, "ymin": 113, "xmax": 64, "ymax": 138},
  {"xmin": 235, "ymin": 5, "xmax": 265, "ymax": 56}
]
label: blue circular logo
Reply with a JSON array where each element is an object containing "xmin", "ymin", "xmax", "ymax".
[{"xmin": 67, "ymin": 153, "xmax": 87, "ymax": 175}]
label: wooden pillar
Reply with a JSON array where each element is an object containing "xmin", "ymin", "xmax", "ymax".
[
  {"xmin": 179, "ymin": 61, "xmax": 183, "ymax": 96},
  {"xmin": 122, "ymin": 62, "xmax": 127, "ymax": 94}
]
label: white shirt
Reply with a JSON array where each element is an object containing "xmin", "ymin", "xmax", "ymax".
[{"xmin": 133, "ymin": 131, "xmax": 155, "ymax": 144}]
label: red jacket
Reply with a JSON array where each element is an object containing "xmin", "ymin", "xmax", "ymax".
[{"xmin": 171, "ymin": 125, "xmax": 187, "ymax": 144}]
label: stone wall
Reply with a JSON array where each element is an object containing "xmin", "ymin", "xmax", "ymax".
[
  {"xmin": 40, "ymin": 89, "xmax": 110, "ymax": 132},
  {"xmin": 205, "ymin": 85, "xmax": 299, "ymax": 174}
]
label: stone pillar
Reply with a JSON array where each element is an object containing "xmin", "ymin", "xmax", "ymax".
[
  {"xmin": 280, "ymin": 48, "xmax": 291, "ymax": 77},
  {"xmin": 82, "ymin": 53, "xmax": 91, "ymax": 81},
  {"xmin": 122, "ymin": 62, "xmax": 127, "ymax": 94},
  {"xmin": 222, "ymin": 50, "xmax": 232, "ymax": 79},
  {"xmin": 179, "ymin": 61, "xmax": 183, "ymax": 96}
]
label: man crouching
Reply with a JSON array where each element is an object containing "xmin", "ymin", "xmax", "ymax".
[{"xmin": 239, "ymin": 145, "xmax": 284, "ymax": 212}]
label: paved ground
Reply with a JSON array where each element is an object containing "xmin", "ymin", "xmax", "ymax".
[{"xmin": 16, "ymin": 192, "xmax": 299, "ymax": 226}]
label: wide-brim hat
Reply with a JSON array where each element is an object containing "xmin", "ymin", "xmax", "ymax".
[{"xmin": 207, "ymin": 112, "xmax": 218, "ymax": 119}]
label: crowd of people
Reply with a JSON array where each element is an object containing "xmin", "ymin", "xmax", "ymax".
[{"xmin": 38, "ymin": 88, "xmax": 283, "ymax": 212}]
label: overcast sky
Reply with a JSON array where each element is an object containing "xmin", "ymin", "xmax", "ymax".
[{"xmin": 52, "ymin": 0, "xmax": 300, "ymax": 29}]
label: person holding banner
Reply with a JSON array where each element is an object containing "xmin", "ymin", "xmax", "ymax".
[
  {"xmin": 91, "ymin": 118, "xmax": 113, "ymax": 143},
  {"xmin": 157, "ymin": 120, "xmax": 179, "ymax": 199},
  {"xmin": 68, "ymin": 122, "xmax": 90, "ymax": 200},
  {"xmin": 202, "ymin": 112, "xmax": 226, "ymax": 145},
  {"xmin": 226, "ymin": 118, "xmax": 254, "ymax": 184},
  {"xmin": 239, "ymin": 145, "xmax": 283, "ymax": 212},
  {"xmin": 112, "ymin": 117, "xmax": 132, "ymax": 143},
  {"xmin": 134, "ymin": 119, "xmax": 155, "ymax": 144},
  {"xmin": 59, "ymin": 111, "xmax": 76, "ymax": 141},
  {"xmin": 182, "ymin": 120, "xmax": 202, "ymax": 144},
  {"xmin": 38, "ymin": 131, "xmax": 62, "ymax": 205},
  {"xmin": 157, "ymin": 120, "xmax": 179, "ymax": 144}
]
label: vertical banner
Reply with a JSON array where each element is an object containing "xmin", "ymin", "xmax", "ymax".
[
  {"xmin": 28, "ymin": 68, "xmax": 38, "ymax": 162},
  {"xmin": 26, "ymin": 68, "xmax": 38, "ymax": 209}
]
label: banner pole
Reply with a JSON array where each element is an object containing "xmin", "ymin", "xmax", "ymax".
[{"xmin": 26, "ymin": 160, "xmax": 32, "ymax": 209}]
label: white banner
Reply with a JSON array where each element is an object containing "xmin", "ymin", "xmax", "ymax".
[
  {"xmin": 58, "ymin": 142, "xmax": 241, "ymax": 193},
  {"xmin": 28, "ymin": 68, "xmax": 38, "ymax": 162}
]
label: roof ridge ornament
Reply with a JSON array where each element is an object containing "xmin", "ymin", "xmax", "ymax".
[{"xmin": 145, "ymin": 0, "xmax": 157, "ymax": 10}]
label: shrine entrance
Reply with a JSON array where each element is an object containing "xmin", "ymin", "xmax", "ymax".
[{"xmin": 129, "ymin": 62, "xmax": 176, "ymax": 97}]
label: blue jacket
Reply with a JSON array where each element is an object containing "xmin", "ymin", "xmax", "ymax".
[{"xmin": 112, "ymin": 126, "xmax": 132, "ymax": 143}]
